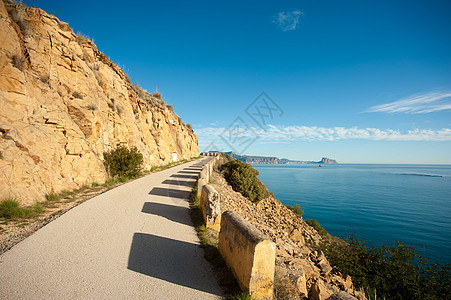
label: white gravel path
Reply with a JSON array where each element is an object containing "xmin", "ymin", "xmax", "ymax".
[{"xmin": 0, "ymin": 158, "xmax": 223, "ymax": 299}]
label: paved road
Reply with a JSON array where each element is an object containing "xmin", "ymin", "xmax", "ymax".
[{"xmin": 0, "ymin": 158, "xmax": 223, "ymax": 299}]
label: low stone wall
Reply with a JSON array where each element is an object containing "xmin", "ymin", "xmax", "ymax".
[
  {"xmin": 197, "ymin": 169, "xmax": 208, "ymax": 198},
  {"xmin": 200, "ymin": 184, "xmax": 221, "ymax": 231},
  {"xmin": 197, "ymin": 156, "xmax": 218, "ymax": 197},
  {"xmin": 200, "ymin": 152, "xmax": 220, "ymax": 156},
  {"xmin": 218, "ymin": 211, "xmax": 276, "ymax": 299}
]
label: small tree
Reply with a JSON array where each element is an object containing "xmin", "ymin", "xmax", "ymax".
[
  {"xmin": 285, "ymin": 203, "xmax": 304, "ymax": 217},
  {"xmin": 103, "ymin": 145, "xmax": 143, "ymax": 178}
]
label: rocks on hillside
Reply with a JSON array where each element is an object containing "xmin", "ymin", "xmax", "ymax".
[
  {"xmin": 210, "ymin": 171, "xmax": 365, "ymax": 300},
  {"xmin": 0, "ymin": 1, "xmax": 198, "ymax": 204}
]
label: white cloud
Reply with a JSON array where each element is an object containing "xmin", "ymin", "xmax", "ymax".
[
  {"xmin": 195, "ymin": 125, "xmax": 451, "ymax": 143},
  {"xmin": 272, "ymin": 10, "xmax": 303, "ymax": 31},
  {"xmin": 366, "ymin": 91, "xmax": 451, "ymax": 114}
]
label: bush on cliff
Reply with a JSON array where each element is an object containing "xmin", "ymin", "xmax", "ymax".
[
  {"xmin": 321, "ymin": 237, "xmax": 450, "ymax": 300},
  {"xmin": 0, "ymin": 198, "xmax": 35, "ymax": 219},
  {"xmin": 307, "ymin": 218, "xmax": 326, "ymax": 236},
  {"xmin": 285, "ymin": 203, "xmax": 304, "ymax": 217},
  {"xmin": 221, "ymin": 159, "xmax": 266, "ymax": 203},
  {"xmin": 103, "ymin": 145, "xmax": 143, "ymax": 178}
]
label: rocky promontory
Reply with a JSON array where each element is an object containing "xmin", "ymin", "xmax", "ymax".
[
  {"xmin": 208, "ymin": 160, "xmax": 364, "ymax": 299},
  {"xmin": 0, "ymin": 1, "xmax": 199, "ymax": 204}
]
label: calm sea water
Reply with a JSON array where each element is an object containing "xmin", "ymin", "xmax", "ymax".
[{"xmin": 253, "ymin": 164, "xmax": 451, "ymax": 264}]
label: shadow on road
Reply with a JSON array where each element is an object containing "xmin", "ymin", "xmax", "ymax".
[
  {"xmin": 141, "ymin": 202, "xmax": 192, "ymax": 226},
  {"xmin": 128, "ymin": 233, "xmax": 222, "ymax": 295},
  {"xmin": 177, "ymin": 170, "xmax": 199, "ymax": 174},
  {"xmin": 162, "ymin": 179, "xmax": 196, "ymax": 187},
  {"xmin": 170, "ymin": 174, "xmax": 197, "ymax": 179},
  {"xmin": 148, "ymin": 187, "xmax": 191, "ymax": 200}
]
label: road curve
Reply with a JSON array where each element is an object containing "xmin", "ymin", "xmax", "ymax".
[{"xmin": 0, "ymin": 158, "xmax": 223, "ymax": 299}]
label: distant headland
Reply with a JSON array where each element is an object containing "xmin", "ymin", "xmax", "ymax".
[{"xmin": 202, "ymin": 152, "xmax": 338, "ymax": 164}]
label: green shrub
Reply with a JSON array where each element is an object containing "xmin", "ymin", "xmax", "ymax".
[
  {"xmin": 75, "ymin": 32, "xmax": 90, "ymax": 45},
  {"xmin": 32, "ymin": 203, "xmax": 44, "ymax": 213},
  {"xmin": 285, "ymin": 203, "xmax": 304, "ymax": 217},
  {"xmin": 45, "ymin": 192, "xmax": 60, "ymax": 201},
  {"xmin": 321, "ymin": 237, "xmax": 450, "ymax": 300},
  {"xmin": 307, "ymin": 218, "xmax": 326, "ymax": 236},
  {"xmin": 91, "ymin": 182, "xmax": 100, "ymax": 187},
  {"xmin": 0, "ymin": 198, "xmax": 35, "ymax": 219},
  {"xmin": 103, "ymin": 179, "xmax": 118, "ymax": 187},
  {"xmin": 229, "ymin": 292, "xmax": 252, "ymax": 300},
  {"xmin": 103, "ymin": 145, "xmax": 143, "ymax": 178},
  {"xmin": 221, "ymin": 160, "xmax": 266, "ymax": 202}
]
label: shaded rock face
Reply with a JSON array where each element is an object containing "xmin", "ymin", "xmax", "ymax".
[{"xmin": 0, "ymin": 1, "xmax": 199, "ymax": 204}]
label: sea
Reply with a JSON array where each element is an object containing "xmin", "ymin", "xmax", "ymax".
[{"xmin": 252, "ymin": 164, "xmax": 451, "ymax": 265}]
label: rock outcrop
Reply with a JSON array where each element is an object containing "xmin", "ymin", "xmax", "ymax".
[
  {"xmin": 0, "ymin": 1, "xmax": 198, "ymax": 204},
  {"xmin": 223, "ymin": 152, "xmax": 339, "ymax": 165},
  {"xmin": 318, "ymin": 158, "xmax": 337, "ymax": 165}
]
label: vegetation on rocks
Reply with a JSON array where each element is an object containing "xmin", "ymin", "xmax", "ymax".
[
  {"xmin": 285, "ymin": 203, "xmax": 304, "ymax": 217},
  {"xmin": 221, "ymin": 159, "xmax": 267, "ymax": 203},
  {"xmin": 103, "ymin": 145, "xmax": 143, "ymax": 178},
  {"xmin": 307, "ymin": 218, "xmax": 327, "ymax": 236},
  {"xmin": 0, "ymin": 198, "xmax": 37, "ymax": 219},
  {"xmin": 321, "ymin": 237, "xmax": 450, "ymax": 300}
]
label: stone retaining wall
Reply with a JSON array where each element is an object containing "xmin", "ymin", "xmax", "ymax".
[
  {"xmin": 218, "ymin": 211, "xmax": 276, "ymax": 299},
  {"xmin": 197, "ymin": 156, "xmax": 218, "ymax": 197},
  {"xmin": 200, "ymin": 184, "xmax": 221, "ymax": 231}
]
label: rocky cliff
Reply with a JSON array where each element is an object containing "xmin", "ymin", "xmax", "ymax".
[
  {"xmin": 0, "ymin": 1, "xmax": 199, "ymax": 205},
  {"xmin": 318, "ymin": 158, "xmax": 337, "ymax": 165},
  {"xmin": 224, "ymin": 152, "xmax": 338, "ymax": 165}
]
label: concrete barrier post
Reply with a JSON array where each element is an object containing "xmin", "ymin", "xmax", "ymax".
[
  {"xmin": 200, "ymin": 184, "xmax": 221, "ymax": 231},
  {"xmin": 219, "ymin": 211, "xmax": 276, "ymax": 299},
  {"xmin": 197, "ymin": 169, "xmax": 208, "ymax": 198}
]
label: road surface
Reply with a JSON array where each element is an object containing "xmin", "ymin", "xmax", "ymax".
[{"xmin": 0, "ymin": 158, "xmax": 223, "ymax": 299}]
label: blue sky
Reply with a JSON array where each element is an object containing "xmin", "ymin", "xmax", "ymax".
[{"xmin": 25, "ymin": 0, "xmax": 451, "ymax": 163}]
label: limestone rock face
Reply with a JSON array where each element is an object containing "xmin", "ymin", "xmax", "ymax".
[{"xmin": 0, "ymin": 2, "xmax": 199, "ymax": 205}]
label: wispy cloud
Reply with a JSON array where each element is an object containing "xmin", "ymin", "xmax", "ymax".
[
  {"xmin": 366, "ymin": 91, "xmax": 451, "ymax": 114},
  {"xmin": 272, "ymin": 10, "xmax": 303, "ymax": 31},
  {"xmin": 195, "ymin": 125, "xmax": 451, "ymax": 143}
]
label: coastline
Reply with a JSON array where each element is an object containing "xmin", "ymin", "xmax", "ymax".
[{"xmin": 253, "ymin": 163, "xmax": 451, "ymax": 265}]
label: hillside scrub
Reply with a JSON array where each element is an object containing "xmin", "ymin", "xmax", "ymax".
[
  {"xmin": 321, "ymin": 237, "xmax": 450, "ymax": 299},
  {"xmin": 307, "ymin": 218, "xmax": 327, "ymax": 236},
  {"xmin": 103, "ymin": 145, "xmax": 143, "ymax": 178},
  {"xmin": 285, "ymin": 203, "xmax": 304, "ymax": 217},
  {"xmin": 0, "ymin": 198, "xmax": 36, "ymax": 219},
  {"xmin": 221, "ymin": 159, "xmax": 267, "ymax": 202}
]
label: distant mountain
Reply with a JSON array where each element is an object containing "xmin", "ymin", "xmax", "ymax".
[
  {"xmin": 318, "ymin": 157, "xmax": 338, "ymax": 164},
  {"xmin": 221, "ymin": 152, "xmax": 338, "ymax": 164}
]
